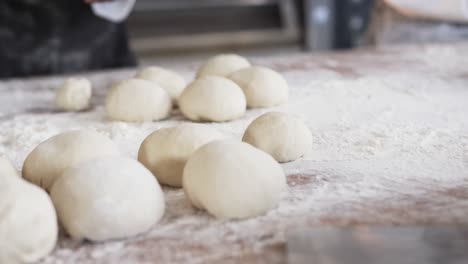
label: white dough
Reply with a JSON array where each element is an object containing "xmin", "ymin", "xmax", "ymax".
[
  {"xmin": 0, "ymin": 180, "xmax": 58, "ymax": 264},
  {"xmin": 55, "ymin": 77, "xmax": 92, "ymax": 111},
  {"xmin": 135, "ymin": 66, "xmax": 186, "ymax": 104},
  {"xmin": 138, "ymin": 124, "xmax": 224, "ymax": 187},
  {"xmin": 196, "ymin": 54, "xmax": 250, "ymax": 78},
  {"xmin": 229, "ymin": 66, "xmax": 289, "ymax": 108},
  {"xmin": 183, "ymin": 140, "xmax": 286, "ymax": 219},
  {"xmin": 243, "ymin": 112, "xmax": 312, "ymax": 162},
  {"xmin": 50, "ymin": 157, "xmax": 165, "ymax": 242},
  {"xmin": 22, "ymin": 130, "xmax": 120, "ymax": 190},
  {"xmin": 105, "ymin": 78, "xmax": 172, "ymax": 122},
  {"xmin": 178, "ymin": 76, "xmax": 246, "ymax": 122},
  {"xmin": 0, "ymin": 156, "xmax": 18, "ymax": 179}
]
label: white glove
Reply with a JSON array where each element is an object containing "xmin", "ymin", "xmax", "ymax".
[
  {"xmin": 385, "ymin": 0, "xmax": 468, "ymax": 22},
  {"xmin": 91, "ymin": 0, "xmax": 136, "ymax": 23}
]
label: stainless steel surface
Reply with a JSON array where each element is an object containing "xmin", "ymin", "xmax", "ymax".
[
  {"xmin": 132, "ymin": 29, "xmax": 298, "ymax": 52},
  {"xmin": 133, "ymin": 0, "xmax": 279, "ymax": 11},
  {"xmin": 129, "ymin": 0, "xmax": 299, "ymax": 53},
  {"xmin": 287, "ymin": 227, "xmax": 468, "ymax": 264},
  {"xmin": 303, "ymin": 0, "xmax": 335, "ymax": 51}
]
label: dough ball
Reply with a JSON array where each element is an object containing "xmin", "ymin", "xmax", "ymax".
[
  {"xmin": 22, "ymin": 130, "xmax": 120, "ymax": 190},
  {"xmin": 138, "ymin": 124, "xmax": 224, "ymax": 187},
  {"xmin": 50, "ymin": 157, "xmax": 165, "ymax": 242},
  {"xmin": 196, "ymin": 54, "xmax": 250, "ymax": 78},
  {"xmin": 243, "ymin": 112, "xmax": 312, "ymax": 162},
  {"xmin": 105, "ymin": 78, "xmax": 172, "ymax": 122},
  {"xmin": 183, "ymin": 140, "xmax": 286, "ymax": 219},
  {"xmin": 229, "ymin": 66, "xmax": 288, "ymax": 108},
  {"xmin": 55, "ymin": 77, "xmax": 92, "ymax": 111},
  {"xmin": 0, "ymin": 156, "xmax": 18, "ymax": 179},
  {"xmin": 179, "ymin": 76, "xmax": 246, "ymax": 122},
  {"xmin": 135, "ymin": 66, "xmax": 186, "ymax": 104},
  {"xmin": 0, "ymin": 180, "xmax": 57, "ymax": 264}
]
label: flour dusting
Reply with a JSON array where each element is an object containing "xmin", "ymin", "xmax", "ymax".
[{"xmin": 1, "ymin": 43, "xmax": 468, "ymax": 263}]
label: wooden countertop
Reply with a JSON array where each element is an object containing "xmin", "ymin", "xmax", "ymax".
[{"xmin": 1, "ymin": 43, "xmax": 468, "ymax": 264}]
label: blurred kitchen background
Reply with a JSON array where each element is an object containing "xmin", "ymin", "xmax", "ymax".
[
  {"xmin": 127, "ymin": 0, "xmax": 468, "ymax": 66},
  {"xmin": 128, "ymin": 0, "xmax": 375, "ymax": 66},
  {"xmin": 128, "ymin": 0, "xmax": 468, "ymax": 64},
  {"xmin": 2, "ymin": 0, "xmax": 467, "ymax": 78}
]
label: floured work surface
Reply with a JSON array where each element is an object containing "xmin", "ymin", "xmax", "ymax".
[
  {"xmin": 1, "ymin": 43, "xmax": 468, "ymax": 263},
  {"xmin": 287, "ymin": 226, "xmax": 468, "ymax": 264}
]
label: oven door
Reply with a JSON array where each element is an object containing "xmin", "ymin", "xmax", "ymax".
[{"xmin": 127, "ymin": 0, "xmax": 300, "ymax": 53}]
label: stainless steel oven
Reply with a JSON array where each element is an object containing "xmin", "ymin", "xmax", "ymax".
[{"xmin": 127, "ymin": 0, "xmax": 300, "ymax": 53}]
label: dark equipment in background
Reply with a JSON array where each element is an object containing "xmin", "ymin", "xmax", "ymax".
[
  {"xmin": 0, "ymin": 0, "xmax": 136, "ymax": 79},
  {"xmin": 127, "ymin": 0, "xmax": 300, "ymax": 53},
  {"xmin": 302, "ymin": 0, "xmax": 374, "ymax": 50},
  {"xmin": 126, "ymin": 0, "xmax": 375, "ymax": 54}
]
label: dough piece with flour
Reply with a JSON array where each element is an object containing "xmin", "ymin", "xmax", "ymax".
[
  {"xmin": 183, "ymin": 140, "xmax": 286, "ymax": 219},
  {"xmin": 229, "ymin": 66, "xmax": 288, "ymax": 108},
  {"xmin": 106, "ymin": 78, "xmax": 172, "ymax": 122},
  {"xmin": 196, "ymin": 54, "xmax": 250, "ymax": 78},
  {"xmin": 0, "ymin": 180, "xmax": 57, "ymax": 264},
  {"xmin": 138, "ymin": 124, "xmax": 224, "ymax": 187},
  {"xmin": 135, "ymin": 66, "xmax": 186, "ymax": 104},
  {"xmin": 178, "ymin": 76, "xmax": 246, "ymax": 122},
  {"xmin": 55, "ymin": 77, "xmax": 92, "ymax": 111},
  {"xmin": 22, "ymin": 130, "xmax": 120, "ymax": 190},
  {"xmin": 50, "ymin": 157, "xmax": 165, "ymax": 242},
  {"xmin": 243, "ymin": 112, "xmax": 312, "ymax": 162}
]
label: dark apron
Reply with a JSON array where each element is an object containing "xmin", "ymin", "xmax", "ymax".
[{"xmin": 0, "ymin": 0, "xmax": 137, "ymax": 78}]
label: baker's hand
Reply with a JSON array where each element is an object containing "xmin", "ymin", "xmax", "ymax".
[{"xmin": 84, "ymin": 0, "xmax": 113, "ymax": 4}]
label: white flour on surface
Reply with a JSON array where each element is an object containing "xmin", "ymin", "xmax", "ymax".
[{"xmin": 0, "ymin": 43, "xmax": 468, "ymax": 264}]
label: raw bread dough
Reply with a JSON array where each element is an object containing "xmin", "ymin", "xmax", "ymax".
[
  {"xmin": 135, "ymin": 66, "xmax": 186, "ymax": 104},
  {"xmin": 229, "ymin": 66, "xmax": 288, "ymax": 108},
  {"xmin": 50, "ymin": 157, "xmax": 165, "ymax": 242},
  {"xmin": 22, "ymin": 130, "xmax": 120, "ymax": 190},
  {"xmin": 196, "ymin": 54, "xmax": 250, "ymax": 78},
  {"xmin": 105, "ymin": 78, "xmax": 172, "ymax": 122},
  {"xmin": 0, "ymin": 180, "xmax": 57, "ymax": 264},
  {"xmin": 55, "ymin": 77, "xmax": 92, "ymax": 111},
  {"xmin": 0, "ymin": 156, "xmax": 18, "ymax": 179},
  {"xmin": 243, "ymin": 112, "xmax": 312, "ymax": 162},
  {"xmin": 138, "ymin": 124, "xmax": 224, "ymax": 187},
  {"xmin": 183, "ymin": 140, "xmax": 286, "ymax": 219},
  {"xmin": 178, "ymin": 76, "xmax": 246, "ymax": 122}
]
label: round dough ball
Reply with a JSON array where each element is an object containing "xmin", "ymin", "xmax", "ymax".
[
  {"xmin": 50, "ymin": 157, "xmax": 165, "ymax": 242},
  {"xmin": 135, "ymin": 66, "xmax": 186, "ymax": 104},
  {"xmin": 196, "ymin": 54, "xmax": 250, "ymax": 78},
  {"xmin": 243, "ymin": 112, "xmax": 312, "ymax": 162},
  {"xmin": 22, "ymin": 130, "xmax": 120, "ymax": 190},
  {"xmin": 179, "ymin": 76, "xmax": 246, "ymax": 122},
  {"xmin": 0, "ymin": 156, "xmax": 18, "ymax": 179},
  {"xmin": 0, "ymin": 180, "xmax": 57, "ymax": 264},
  {"xmin": 105, "ymin": 78, "xmax": 172, "ymax": 122},
  {"xmin": 138, "ymin": 124, "xmax": 224, "ymax": 187},
  {"xmin": 229, "ymin": 66, "xmax": 288, "ymax": 108},
  {"xmin": 55, "ymin": 77, "xmax": 92, "ymax": 111},
  {"xmin": 183, "ymin": 140, "xmax": 286, "ymax": 219}
]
